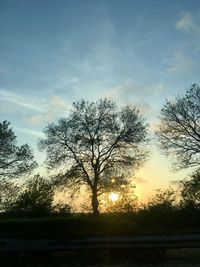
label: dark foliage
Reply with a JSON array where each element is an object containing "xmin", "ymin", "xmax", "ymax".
[
  {"xmin": 0, "ymin": 209, "xmax": 199, "ymax": 240},
  {"xmin": 180, "ymin": 171, "xmax": 200, "ymax": 208},
  {"xmin": 0, "ymin": 121, "xmax": 37, "ymax": 178},
  {"xmin": 0, "ymin": 179, "xmax": 20, "ymax": 213},
  {"xmin": 13, "ymin": 175, "xmax": 54, "ymax": 216}
]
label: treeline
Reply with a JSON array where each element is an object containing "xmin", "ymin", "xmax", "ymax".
[
  {"xmin": 0, "ymin": 171, "xmax": 199, "ymax": 218},
  {"xmin": 0, "ymin": 84, "xmax": 200, "ymax": 216},
  {"xmin": 0, "ymin": 175, "xmax": 71, "ymax": 217},
  {"xmin": 0, "ymin": 190, "xmax": 199, "ymax": 239}
]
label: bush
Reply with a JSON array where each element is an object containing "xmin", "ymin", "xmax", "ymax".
[
  {"xmin": 52, "ymin": 203, "xmax": 71, "ymax": 215},
  {"xmin": 12, "ymin": 174, "xmax": 54, "ymax": 216}
]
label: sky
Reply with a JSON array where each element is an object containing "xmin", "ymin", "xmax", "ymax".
[{"xmin": 1, "ymin": 0, "xmax": 200, "ymax": 201}]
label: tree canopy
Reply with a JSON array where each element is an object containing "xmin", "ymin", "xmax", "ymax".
[
  {"xmin": 0, "ymin": 121, "xmax": 37, "ymax": 179},
  {"xmin": 180, "ymin": 171, "xmax": 200, "ymax": 208},
  {"xmin": 39, "ymin": 99, "xmax": 149, "ymax": 215},
  {"xmin": 156, "ymin": 84, "xmax": 200, "ymax": 171}
]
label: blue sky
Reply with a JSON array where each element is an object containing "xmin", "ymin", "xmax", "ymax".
[{"xmin": 1, "ymin": 0, "xmax": 200, "ymax": 200}]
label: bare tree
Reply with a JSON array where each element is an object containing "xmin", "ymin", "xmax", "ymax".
[
  {"xmin": 39, "ymin": 99, "xmax": 148, "ymax": 215},
  {"xmin": 156, "ymin": 84, "xmax": 200, "ymax": 171},
  {"xmin": 0, "ymin": 121, "xmax": 37, "ymax": 178}
]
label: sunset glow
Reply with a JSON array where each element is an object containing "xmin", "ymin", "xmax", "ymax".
[
  {"xmin": 0, "ymin": 0, "xmax": 199, "ymax": 205},
  {"xmin": 109, "ymin": 192, "xmax": 119, "ymax": 202}
]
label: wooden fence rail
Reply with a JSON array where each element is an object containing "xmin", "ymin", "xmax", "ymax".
[{"xmin": 0, "ymin": 234, "xmax": 200, "ymax": 252}]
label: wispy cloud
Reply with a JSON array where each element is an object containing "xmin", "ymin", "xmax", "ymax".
[
  {"xmin": 176, "ymin": 12, "xmax": 200, "ymax": 35},
  {"xmin": 27, "ymin": 114, "xmax": 51, "ymax": 124},
  {"xmin": 104, "ymin": 81, "xmax": 165, "ymax": 99},
  {"xmin": 26, "ymin": 95, "xmax": 69, "ymax": 124},
  {"xmin": 164, "ymin": 50, "xmax": 193, "ymax": 74},
  {"xmin": 0, "ymin": 90, "xmax": 45, "ymax": 112},
  {"xmin": 163, "ymin": 12, "xmax": 200, "ymax": 76},
  {"xmin": 99, "ymin": 81, "xmax": 166, "ymax": 115},
  {"xmin": 15, "ymin": 127, "xmax": 44, "ymax": 137},
  {"xmin": 50, "ymin": 95, "xmax": 67, "ymax": 109},
  {"xmin": 0, "ymin": 89, "xmax": 70, "ymax": 124}
]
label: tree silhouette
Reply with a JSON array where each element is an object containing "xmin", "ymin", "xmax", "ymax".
[
  {"xmin": 156, "ymin": 84, "xmax": 200, "ymax": 171},
  {"xmin": 0, "ymin": 121, "xmax": 37, "ymax": 178},
  {"xmin": 39, "ymin": 99, "xmax": 148, "ymax": 215},
  {"xmin": 180, "ymin": 171, "xmax": 200, "ymax": 208},
  {"xmin": 146, "ymin": 188, "xmax": 177, "ymax": 211},
  {"xmin": 0, "ymin": 179, "xmax": 20, "ymax": 213},
  {"xmin": 0, "ymin": 175, "xmax": 55, "ymax": 215},
  {"xmin": 14, "ymin": 174, "xmax": 54, "ymax": 215}
]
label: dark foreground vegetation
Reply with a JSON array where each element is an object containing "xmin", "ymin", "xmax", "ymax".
[
  {"xmin": 0, "ymin": 206, "xmax": 199, "ymax": 240},
  {"xmin": 1, "ymin": 198, "xmax": 199, "ymax": 265},
  {"xmin": 0, "ymin": 246, "xmax": 200, "ymax": 267},
  {"xmin": 0, "ymin": 211, "xmax": 200, "ymax": 266}
]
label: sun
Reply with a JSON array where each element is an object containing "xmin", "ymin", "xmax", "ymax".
[{"xmin": 109, "ymin": 192, "xmax": 119, "ymax": 202}]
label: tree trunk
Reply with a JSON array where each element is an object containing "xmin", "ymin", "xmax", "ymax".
[{"xmin": 91, "ymin": 188, "xmax": 99, "ymax": 216}]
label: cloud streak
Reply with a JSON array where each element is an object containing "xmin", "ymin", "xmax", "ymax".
[
  {"xmin": 0, "ymin": 89, "xmax": 70, "ymax": 125},
  {"xmin": 26, "ymin": 95, "xmax": 69, "ymax": 124},
  {"xmin": 27, "ymin": 114, "xmax": 51, "ymax": 124},
  {"xmin": 15, "ymin": 127, "xmax": 44, "ymax": 138},
  {"xmin": 0, "ymin": 90, "xmax": 45, "ymax": 112}
]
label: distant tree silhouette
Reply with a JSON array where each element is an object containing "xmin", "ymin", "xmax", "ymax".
[
  {"xmin": 146, "ymin": 188, "xmax": 177, "ymax": 212},
  {"xmin": 39, "ymin": 99, "xmax": 148, "ymax": 215},
  {"xmin": 0, "ymin": 121, "xmax": 37, "ymax": 178},
  {"xmin": 156, "ymin": 84, "xmax": 200, "ymax": 171}
]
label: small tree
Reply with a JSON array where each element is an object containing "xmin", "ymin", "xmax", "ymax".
[
  {"xmin": 0, "ymin": 179, "xmax": 21, "ymax": 213},
  {"xmin": 39, "ymin": 99, "xmax": 148, "ymax": 215},
  {"xmin": 0, "ymin": 121, "xmax": 37, "ymax": 179},
  {"xmin": 146, "ymin": 188, "xmax": 177, "ymax": 211},
  {"xmin": 15, "ymin": 175, "xmax": 54, "ymax": 215},
  {"xmin": 156, "ymin": 84, "xmax": 200, "ymax": 171},
  {"xmin": 180, "ymin": 171, "xmax": 200, "ymax": 208}
]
